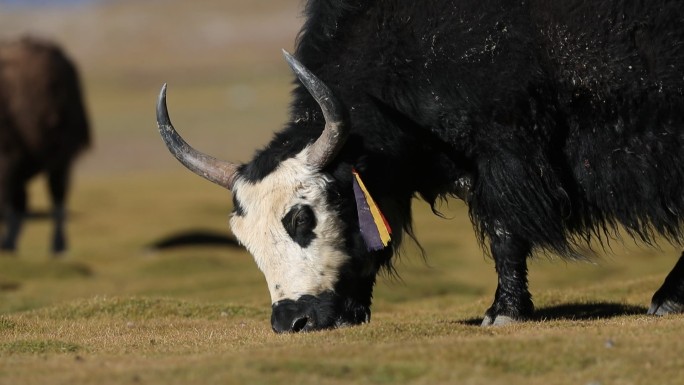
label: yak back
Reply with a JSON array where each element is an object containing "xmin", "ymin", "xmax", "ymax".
[
  {"xmin": 0, "ymin": 36, "xmax": 90, "ymax": 169},
  {"xmin": 252, "ymin": 0, "xmax": 684, "ymax": 258}
]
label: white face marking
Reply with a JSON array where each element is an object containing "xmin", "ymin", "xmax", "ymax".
[{"xmin": 229, "ymin": 149, "xmax": 349, "ymax": 304}]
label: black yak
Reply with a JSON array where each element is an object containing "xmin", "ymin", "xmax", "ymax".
[
  {"xmin": 157, "ymin": 0, "xmax": 684, "ymax": 332},
  {"xmin": 0, "ymin": 37, "xmax": 90, "ymax": 254}
]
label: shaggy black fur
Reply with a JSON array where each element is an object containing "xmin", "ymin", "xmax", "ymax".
[{"xmin": 239, "ymin": 0, "xmax": 684, "ymax": 327}]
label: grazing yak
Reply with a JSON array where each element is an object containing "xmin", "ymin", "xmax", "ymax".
[
  {"xmin": 0, "ymin": 37, "xmax": 90, "ymax": 254},
  {"xmin": 157, "ymin": 0, "xmax": 684, "ymax": 332}
]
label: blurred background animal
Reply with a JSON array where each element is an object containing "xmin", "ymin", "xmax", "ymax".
[{"xmin": 0, "ymin": 36, "xmax": 90, "ymax": 255}]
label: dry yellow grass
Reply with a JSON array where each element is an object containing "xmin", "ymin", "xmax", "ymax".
[{"xmin": 1, "ymin": 1, "xmax": 684, "ymax": 385}]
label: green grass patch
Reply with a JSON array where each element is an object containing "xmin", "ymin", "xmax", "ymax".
[
  {"xmin": 0, "ymin": 259, "xmax": 93, "ymax": 281},
  {"xmin": 38, "ymin": 297, "xmax": 263, "ymax": 321},
  {"xmin": 253, "ymin": 360, "xmax": 427, "ymax": 384},
  {"xmin": 139, "ymin": 254, "xmax": 232, "ymax": 277},
  {"xmin": 0, "ymin": 340, "xmax": 80, "ymax": 355},
  {"xmin": 0, "ymin": 317, "xmax": 16, "ymax": 331}
]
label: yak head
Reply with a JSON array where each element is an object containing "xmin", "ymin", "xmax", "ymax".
[{"xmin": 157, "ymin": 52, "xmax": 388, "ymax": 333}]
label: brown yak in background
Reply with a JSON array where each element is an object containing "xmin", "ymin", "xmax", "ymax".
[{"xmin": 0, "ymin": 36, "xmax": 90, "ymax": 255}]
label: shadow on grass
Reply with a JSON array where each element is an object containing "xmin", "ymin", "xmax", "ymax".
[
  {"xmin": 0, "ymin": 209, "xmax": 76, "ymax": 221},
  {"xmin": 0, "ymin": 281, "xmax": 21, "ymax": 292},
  {"xmin": 147, "ymin": 229, "xmax": 243, "ymax": 250},
  {"xmin": 25, "ymin": 210, "xmax": 59, "ymax": 220},
  {"xmin": 460, "ymin": 302, "xmax": 648, "ymax": 325}
]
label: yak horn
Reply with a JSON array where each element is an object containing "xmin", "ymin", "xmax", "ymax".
[
  {"xmin": 156, "ymin": 84, "xmax": 239, "ymax": 190},
  {"xmin": 282, "ymin": 50, "xmax": 348, "ymax": 169}
]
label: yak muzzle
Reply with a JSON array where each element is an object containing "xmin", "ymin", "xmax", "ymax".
[
  {"xmin": 270, "ymin": 292, "xmax": 371, "ymax": 333},
  {"xmin": 271, "ymin": 299, "xmax": 317, "ymax": 333}
]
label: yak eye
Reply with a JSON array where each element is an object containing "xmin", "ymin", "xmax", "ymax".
[{"xmin": 282, "ymin": 204, "xmax": 317, "ymax": 248}]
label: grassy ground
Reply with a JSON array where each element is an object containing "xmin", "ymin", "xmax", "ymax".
[{"xmin": 1, "ymin": 1, "xmax": 683, "ymax": 384}]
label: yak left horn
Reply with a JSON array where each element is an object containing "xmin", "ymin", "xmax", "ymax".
[
  {"xmin": 156, "ymin": 84, "xmax": 239, "ymax": 190},
  {"xmin": 282, "ymin": 50, "xmax": 349, "ymax": 169}
]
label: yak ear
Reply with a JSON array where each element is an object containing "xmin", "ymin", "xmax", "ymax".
[{"xmin": 282, "ymin": 50, "xmax": 349, "ymax": 169}]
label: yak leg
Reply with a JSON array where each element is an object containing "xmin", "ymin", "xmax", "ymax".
[
  {"xmin": 481, "ymin": 232, "xmax": 534, "ymax": 326},
  {"xmin": 1, "ymin": 183, "xmax": 27, "ymax": 252},
  {"xmin": 648, "ymin": 252, "xmax": 684, "ymax": 315},
  {"xmin": 47, "ymin": 165, "xmax": 71, "ymax": 255},
  {"xmin": 0, "ymin": 170, "xmax": 5, "ymax": 250},
  {"xmin": 1, "ymin": 208, "xmax": 23, "ymax": 251}
]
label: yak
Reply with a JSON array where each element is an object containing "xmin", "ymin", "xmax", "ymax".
[
  {"xmin": 0, "ymin": 37, "xmax": 90, "ymax": 254},
  {"xmin": 157, "ymin": 0, "xmax": 684, "ymax": 332}
]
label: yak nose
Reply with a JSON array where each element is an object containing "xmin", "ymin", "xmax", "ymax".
[{"xmin": 271, "ymin": 300, "xmax": 315, "ymax": 333}]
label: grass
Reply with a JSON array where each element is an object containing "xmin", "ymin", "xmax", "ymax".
[
  {"xmin": 2, "ymin": 291, "xmax": 683, "ymax": 384},
  {"xmin": 1, "ymin": 1, "xmax": 684, "ymax": 384}
]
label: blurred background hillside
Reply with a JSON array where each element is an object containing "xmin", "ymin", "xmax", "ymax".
[{"xmin": 0, "ymin": 0, "xmax": 302, "ymax": 175}]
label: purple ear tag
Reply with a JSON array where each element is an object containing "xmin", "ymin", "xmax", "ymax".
[{"xmin": 351, "ymin": 169, "xmax": 392, "ymax": 251}]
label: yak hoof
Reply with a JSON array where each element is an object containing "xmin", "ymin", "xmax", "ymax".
[
  {"xmin": 481, "ymin": 314, "xmax": 518, "ymax": 327},
  {"xmin": 52, "ymin": 250, "xmax": 67, "ymax": 259},
  {"xmin": 52, "ymin": 237, "xmax": 67, "ymax": 255},
  {"xmin": 647, "ymin": 299, "xmax": 684, "ymax": 316},
  {"xmin": 0, "ymin": 242, "xmax": 17, "ymax": 253}
]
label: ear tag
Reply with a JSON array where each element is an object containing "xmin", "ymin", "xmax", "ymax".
[{"xmin": 352, "ymin": 169, "xmax": 392, "ymax": 251}]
